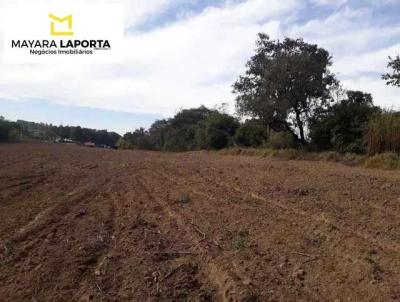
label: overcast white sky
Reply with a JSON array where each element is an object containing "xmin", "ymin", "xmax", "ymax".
[{"xmin": 0, "ymin": 0, "xmax": 399, "ymax": 134}]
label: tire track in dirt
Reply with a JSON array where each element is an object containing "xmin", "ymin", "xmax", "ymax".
[
  {"xmin": 0, "ymin": 175, "xmax": 48, "ymax": 199},
  {"xmin": 177, "ymin": 155, "xmax": 400, "ymax": 216},
  {"xmin": 158, "ymin": 160, "xmax": 400, "ymax": 254},
  {"xmin": 116, "ymin": 157, "xmax": 400, "ymax": 301},
  {"xmin": 2, "ymin": 144, "xmax": 400, "ymax": 301},
  {"xmin": 151, "ymin": 169, "xmax": 333, "ymax": 301},
  {"xmin": 0, "ymin": 174, "xmax": 115, "ymax": 302},
  {"xmin": 75, "ymin": 177, "xmax": 134, "ymax": 301},
  {"xmin": 89, "ymin": 169, "xmax": 217, "ymax": 301},
  {"xmin": 202, "ymin": 162, "xmax": 400, "ymax": 240},
  {"xmin": 152, "ymin": 162, "xmax": 400, "ymax": 301},
  {"xmin": 162, "ymin": 163, "xmax": 400, "ymax": 258},
  {"xmin": 3, "ymin": 186, "xmax": 95, "ymax": 247},
  {"xmin": 75, "ymin": 182, "xmax": 118, "ymax": 302},
  {"xmin": 141, "ymin": 167, "xmax": 333, "ymax": 301},
  {"xmin": 136, "ymin": 170, "xmax": 253, "ymax": 302}
]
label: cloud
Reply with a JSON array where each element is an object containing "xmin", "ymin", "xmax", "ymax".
[
  {"xmin": 0, "ymin": 0, "xmax": 299, "ymax": 116},
  {"xmin": 310, "ymin": 0, "xmax": 347, "ymax": 7},
  {"xmin": 0, "ymin": 0, "xmax": 399, "ymax": 125},
  {"xmin": 334, "ymin": 43, "xmax": 400, "ymax": 78},
  {"xmin": 286, "ymin": 4, "xmax": 400, "ymax": 108},
  {"xmin": 342, "ymin": 77, "xmax": 400, "ymax": 110}
]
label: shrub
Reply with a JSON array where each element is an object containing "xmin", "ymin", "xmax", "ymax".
[
  {"xmin": 179, "ymin": 192, "xmax": 191, "ymax": 204},
  {"xmin": 0, "ymin": 118, "xmax": 19, "ymax": 142},
  {"xmin": 203, "ymin": 113, "xmax": 239, "ymax": 150},
  {"xmin": 116, "ymin": 138, "xmax": 133, "ymax": 149},
  {"xmin": 366, "ymin": 111, "xmax": 400, "ymax": 155},
  {"xmin": 235, "ymin": 120, "xmax": 268, "ymax": 147},
  {"xmin": 318, "ymin": 151, "xmax": 342, "ymax": 162},
  {"xmin": 267, "ymin": 132, "xmax": 296, "ymax": 149},
  {"xmin": 342, "ymin": 153, "xmax": 367, "ymax": 166},
  {"xmin": 218, "ymin": 147, "xmax": 242, "ymax": 156},
  {"xmin": 231, "ymin": 231, "xmax": 248, "ymax": 250},
  {"xmin": 240, "ymin": 148, "xmax": 263, "ymax": 157},
  {"xmin": 273, "ymin": 148, "xmax": 301, "ymax": 160},
  {"xmin": 310, "ymin": 90, "xmax": 380, "ymax": 153}
]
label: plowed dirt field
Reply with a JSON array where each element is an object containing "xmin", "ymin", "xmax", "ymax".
[{"xmin": 1, "ymin": 142, "xmax": 400, "ymax": 301}]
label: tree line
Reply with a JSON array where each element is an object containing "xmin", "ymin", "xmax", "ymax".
[
  {"xmin": 0, "ymin": 118, "xmax": 121, "ymax": 147},
  {"xmin": 119, "ymin": 34, "xmax": 400, "ymax": 155},
  {"xmin": 0, "ymin": 116, "xmax": 19, "ymax": 142},
  {"xmin": 2, "ymin": 34, "xmax": 399, "ymax": 155}
]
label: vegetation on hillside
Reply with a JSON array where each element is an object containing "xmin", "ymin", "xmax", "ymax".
[
  {"xmin": 119, "ymin": 107, "xmax": 240, "ymax": 151},
  {"xmin": 366, "ymin": 111, "xmax": 400, "ymax": 155},
  {"xmin": 309, "ymin": 90, "xmax": 380, "ymax": 153},
  {"xmin": 117, "ymin": 34, "xmax": 399, "ymax": 160},
  {"xmin": 233, "ymin": 34, "xmax": 337, "ymax": 146},
  {"xmin": 0, "ymin": 118, "xmax": 121, "ymax": 147},
  {"xmin": 0, "ymin": 116, "xmax": 20, "ymax": 142},
  {"xmin": 2, "ymin": 33, "xmax": 399, "ymax": 167}
]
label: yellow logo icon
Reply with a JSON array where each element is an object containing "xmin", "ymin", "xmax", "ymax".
[{"xmin": 49, "ymin": 13, "xmax": 74, "ymax": 36}]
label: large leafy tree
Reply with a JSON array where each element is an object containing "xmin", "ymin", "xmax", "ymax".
[
  {"xmin": 233, "ymin": 33, "xmax": 337, "ymax": 145},
  {"xmin": 382, "ymin": 55, "xmax": 400, "ymax": 87}
]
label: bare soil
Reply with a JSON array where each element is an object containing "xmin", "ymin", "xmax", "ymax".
[{"xmin": 1, "ymin": 142, "xmax": 400, "ymax": 302}]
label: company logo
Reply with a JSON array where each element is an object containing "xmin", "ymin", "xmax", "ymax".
[
  {"xmin": 3, "ymin": 3, "xmax": 124, "ymax": 63},
  {"xmin": 49, "ymin": 14, "xmax": 74, "ymax": 36}
]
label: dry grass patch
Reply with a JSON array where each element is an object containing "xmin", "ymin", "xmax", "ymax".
[
  {"xmin": 218, "ymin": 147, "xmax": 399, "ymax": 171},
  {"xmin": 364, "ymin": 153, "xmax": 400, "ymax": 170}
]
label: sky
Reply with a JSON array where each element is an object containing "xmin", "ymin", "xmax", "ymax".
[{"xmin": 0, "ymin": 0, "xmax": 400, "ymax": 134}]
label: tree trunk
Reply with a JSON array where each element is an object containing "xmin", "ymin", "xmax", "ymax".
[{"xmin": 294, "ymin": 109, "xmax": 306, "ymax": 145}]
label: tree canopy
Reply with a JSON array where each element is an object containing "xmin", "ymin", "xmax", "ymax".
[
  {"xmin": 382, "ymin": 55, "xmax": 400, "ymax": 87},
  {"xmin": 0, "ymin": 117, "xmax": 19, "ymax": 142},
  {"xmin": 309, "ymin": 90, "xmax": 380, "ymax": 153},
  {"xmin": 119, "ymin": 107, "xmax": 239, "ymax": 151},
  {"xmin": 233, "ymin": 33, "xmax": 337, "ymax": 145}
]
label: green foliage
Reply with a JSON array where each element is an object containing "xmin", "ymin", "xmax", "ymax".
[
  {"xmin": 116, "ymin": 138, "xmax": 133, "ymax": 149},
  {"xmin": 162, "ymin": 106, "xmax": 214, "ymax": 151},
  {"xmin": 233, "ymin": 33, "xmax": 337, "ymax": 145},
  {"xmin": 16, "ymin": 120, "xmax": 120, "ymax": 147},
  {"xmin": 231, "ymin": 231, "xmax": 248, "ymax": 251},
  {"xmin": 202, "ymin": 113, "xmax": 239, "ymax": 150},
  {"xmin": 163, "ymin": 126, "xmax": 193, "ymax": 151},
  {"xmin": 235, "ymin": 120, "xmax": 268, "ymax": 147},
  {"xmin": 17, "ymin": 120, "xmax": 57, "ymax": 141},
  {"xmin": 366, "ymin": 111, "xmax": 400, "ymax": 155},
  {"xmin": 123, "ymin": 128, "xmax": 156, "ymax": 150},
  {"xmin": 148, "ymin": 119, "xmax": 169, "ymax": 150},
  {"xmin": 310, "ymin": 90, "xmax": 380, "ymax": 153},
  {"xmin": 382, "ymin": 55, "xmax": 400, "ymax": 87},
  {"xmin": 123, "ymin": 107, "xmax": 238, "ymax": 151},
  {"xmin": 0, "ymin": 117, "xmax": 20, "ymax": 142},
  {"xmin": 266, "ymin": 131, "xmax": 296, "ymax": 149}
]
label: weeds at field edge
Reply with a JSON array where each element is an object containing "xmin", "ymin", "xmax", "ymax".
[{"xmin": 217, "ymin": 147, "xmax": 400, "ymax": 171}]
